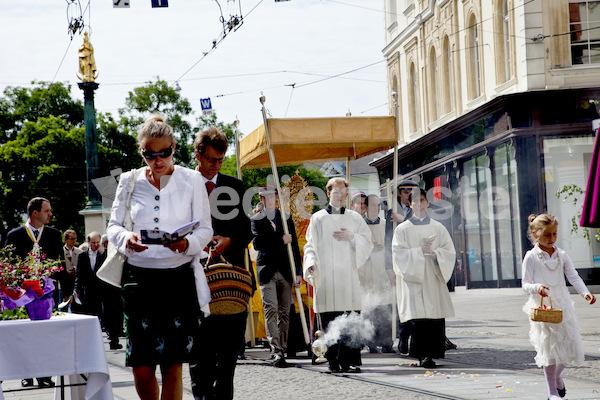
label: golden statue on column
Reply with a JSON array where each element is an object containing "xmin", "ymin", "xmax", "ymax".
[{"xmin": 77, "ymin": 32, "xmax": 98, "ymax": 82}]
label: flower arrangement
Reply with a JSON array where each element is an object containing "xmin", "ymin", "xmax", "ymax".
[{"xmin": 0, "ymin": 245, "xmax": 63, "ymax": 320}]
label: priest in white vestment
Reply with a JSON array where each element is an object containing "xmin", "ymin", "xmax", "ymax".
[
  {"xmin": 304, "ymin": 177, "xmax": 373, "ymax": 373},
  {"xmin": 360, "ymin": 194, "xmax": 395, "ymax": 353},
  {"xmin": 392, "ymin": 188, "xmax": 455, "ymax": 368}
]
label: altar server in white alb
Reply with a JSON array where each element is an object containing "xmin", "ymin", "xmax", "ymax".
[
  {"xmin": 303, "ymin": 177, "xmax": 373, "ymax": 373},
  {"xmin": 392, "ymin": 188, "xmax": 455, "ymax": 369}
]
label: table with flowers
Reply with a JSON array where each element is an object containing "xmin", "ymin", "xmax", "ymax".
[{"xmin": 0, "ymin": 313, "xmax": 113, "ymax": 400}]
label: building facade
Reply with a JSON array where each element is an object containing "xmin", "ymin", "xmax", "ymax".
[{"xmin": 376, "ymin": 0, "xmax": 600, "ymax": 288}]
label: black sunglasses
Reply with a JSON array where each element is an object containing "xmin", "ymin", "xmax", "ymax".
[{"xmin": 142, "ymin": 146, "xmax": 173, "ymax": 160}]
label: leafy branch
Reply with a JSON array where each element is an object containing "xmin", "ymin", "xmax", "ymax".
[{"xmin": 556, "ymin": 184, "xmax": 600, "ymax": 243}]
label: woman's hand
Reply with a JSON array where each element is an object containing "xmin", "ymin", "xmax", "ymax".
[
  {"xmin": 585, "ymin": 293, "xmax": 596, "ymax": 305},
  {"xmin": 537, "ymin": 284, "xmax": 549, "ymax": 297},
  {"xmin": 126, "ymin": 233, "xmax": 148, "ymax": 253},
  {"xmin": 166, "ymin": 238, "xmax": 188, "ymax": 254}
]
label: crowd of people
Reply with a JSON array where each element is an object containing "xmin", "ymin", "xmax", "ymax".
[{"xmin": 2, "ymin": 114, "xmax": 596, "ymax": 400}]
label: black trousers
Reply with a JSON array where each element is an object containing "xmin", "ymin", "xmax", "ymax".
[
  {"xmin": 101, "ymin": 283, "xmax": 123, "ymax": 342},
  {"xmin": 318, "ymin": 311, "xmax": 362, "ymax": 369},
  {"xmin": 364, "ymin": 304, "xmax": 393, "ymax": 349},
  {"xmin": 190, "ymin": 311, "xmax": 247, "ymax": 400},
  {"xmin": 407, "ymin": 318, "xmax": 445, "ymax": 360}
]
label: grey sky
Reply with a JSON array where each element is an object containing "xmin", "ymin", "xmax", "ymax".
[{"xmin": 1, "ymin": 0, "xmax": 388, "ymax": 135}]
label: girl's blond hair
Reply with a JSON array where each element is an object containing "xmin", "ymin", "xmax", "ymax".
[{"xmin": 527, "ymin": 213, "xmax": 558, "ymax": 245}]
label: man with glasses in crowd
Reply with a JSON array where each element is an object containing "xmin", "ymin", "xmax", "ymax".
[
  {"xmin": 190, "ymin": 126, "xmax": 253, "ymax": 400},
  {"xmin": 61, "ymin": 229, "xmax": 82, "ymax": 303}
]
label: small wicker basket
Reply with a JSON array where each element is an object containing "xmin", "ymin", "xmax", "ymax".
[{"xmin": 529, "ymin": 295, "xmax": 562, "ymax": 323}]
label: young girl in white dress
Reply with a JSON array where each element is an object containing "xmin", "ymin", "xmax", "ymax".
[{"xmin": 522, "ymin": 214, "xmax": 596, "ymax": 400}]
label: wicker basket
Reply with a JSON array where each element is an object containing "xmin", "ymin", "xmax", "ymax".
[
  {"xmin": 203, "ymin": 249, "xmax": 252, "ymax": 315},
  {"xmin": 529, "ymin": 295, "xmax": 562, "ymax": 323}
]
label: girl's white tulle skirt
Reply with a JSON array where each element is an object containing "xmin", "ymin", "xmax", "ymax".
[{"xmin": 523, "ymin": 285, "xmax": 585, "ymax": 367}]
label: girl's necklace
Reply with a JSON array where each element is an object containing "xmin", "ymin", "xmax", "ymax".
[{"xmin": 537, "ymin": 250, "xmax": 562, "ymax": 287}]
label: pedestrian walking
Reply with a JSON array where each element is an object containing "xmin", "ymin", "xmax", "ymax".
[
  {"xmin": 107, "ymin": 114, "xmax": 213, "ymax": 400},
  {"xmin": 522, "ymin": 213, "xmax": 596, "ymax": 400}
]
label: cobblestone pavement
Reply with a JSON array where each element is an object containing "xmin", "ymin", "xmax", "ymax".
[{"xmin": 2, "ymin": 287, "xmax": 599, "ymax": 399}]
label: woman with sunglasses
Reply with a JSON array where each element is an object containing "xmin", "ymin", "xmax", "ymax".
[{"xmin": 107, "ymin": 114, "xmax": 213, "ymax": 400}]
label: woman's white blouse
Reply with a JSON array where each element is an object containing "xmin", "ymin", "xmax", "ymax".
[{"xmin": 107, "ymin": 166, "xmax": 213, "ymax": 269}]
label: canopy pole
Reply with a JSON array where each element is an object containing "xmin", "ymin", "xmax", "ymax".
[
  {"xmin": 346, "ymin": 157, "xmax": 351, "ymax": 209},
  {"xmin": 259, "ymin": 95, "xmax": 310, "ymax": 345},
  {"xmin": 234, "ymin": 118, "xmax": 243, "ymax": 181},
  {"xmin": 391, "ymin": 91, "xmax": 400, "ymax": 343},
  {"xmin": 235, "ymin": 117, "xmax": 256, "ymax": 348}
]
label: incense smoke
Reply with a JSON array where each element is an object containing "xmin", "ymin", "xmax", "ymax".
[{"xmin": 320, "ymin": 312, "xmax": 375, "ymax": 348}]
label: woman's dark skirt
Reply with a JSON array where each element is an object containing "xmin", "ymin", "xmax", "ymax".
[{"xmin": 122, "ymin": 261, "xmax": 200, "ymax": 367}]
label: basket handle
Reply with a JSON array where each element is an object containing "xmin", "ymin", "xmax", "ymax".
[
  {"xmin": 539, "ymin": 295, "xmax": 553, "ymax": 310},
  {"xmin": 204, "ymin": 245, "xmax": 229, "ymax": 269}
]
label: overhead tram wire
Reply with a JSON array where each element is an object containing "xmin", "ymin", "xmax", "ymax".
[
  {"xmin": 51, "ymin": 0, "xmax": 91, "ymax": 84},
  {"xmin": 175, "ymin": 0, "xmax": 265, "ymax": 84},
  {"xmin": 284, "ymin": 83, "xmax": 295, "ymax": 117},
  {"xmin": 294, "ymin": 59, "xmax": 386, "ymax": 89},
  {"xmin": 212, "ymin": 59, "xmax": 387, "ymax": 99},
  {"xmin": 51, "ymin": 39, "xmax": 76, "ymax": 84}
]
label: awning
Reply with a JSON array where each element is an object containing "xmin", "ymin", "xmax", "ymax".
[{"xmin": 239, "ymin": 116, "xmax": 397, "ymax": 169}]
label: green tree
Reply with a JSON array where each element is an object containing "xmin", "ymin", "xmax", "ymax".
[
  {"xmin": 0, "ymin": 82, "xmax": 140, "ymax": 235},
  {"xmin": 0, "ymin": 81, "xmax": 84, "ymax": 144},
  {"xmin": 96, "ymin": 112, "xmax": 141, "ymax": 174},
  {"xmin": 0, "ymin": 116, "xmax": 88, "ymax": 233},
  {"xmin": 119, "ymin": 78, "xmax": 195, "ymax": 167}
]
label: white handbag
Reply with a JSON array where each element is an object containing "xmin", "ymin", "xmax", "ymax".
[{"xmin": 96, "ymin": 169, "xmax": 136, "ymax": 288}]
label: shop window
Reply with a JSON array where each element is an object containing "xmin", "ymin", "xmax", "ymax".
[
  {"xmin": 542, "ymin": 136, "xmax": 600, "ymax": 274},
  {"xmin": 570, "ymin": 0, "xmax": 600, "ymax": 65},
  {"xmin": 462, "ymin": 143, "xmax": 522, "ymax": 287},
  {"xmin": 492, "ymin": 143, "xmax": 522, "ymax": 280}
]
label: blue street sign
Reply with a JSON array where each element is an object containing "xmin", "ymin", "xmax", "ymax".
[
  {"xmin": 151, "ymin": 0, "xmax": 168, "ymax": 7},
  {"xmin": 200, "ymin": 98, "xmax": 212, "ymax": 111}
]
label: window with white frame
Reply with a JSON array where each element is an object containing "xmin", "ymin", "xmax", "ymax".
[
  {"xmin": 443, "ymin": 36, "xmax": 454, "ymax": 113},
  {"xmin": 409, "ymin": 63, "xmax": 420, "ymax": 132},
  {"xmin": 502, "ymin": 0, "xmax": 511, "ymax": 80},
  {"xmin": 468, "ymin": 14, "xmax": 481, "ymax": 98},
  {"xmin": 387, "ymin": 0, "xmax": 397, "ymax": 29},
  {"xmin": 570, "ymin": 0, "xmax": 600, "ymax": 65},
  {"xmin": 430, "ymin": 47, "xmax": 439, "ymax": 120}
]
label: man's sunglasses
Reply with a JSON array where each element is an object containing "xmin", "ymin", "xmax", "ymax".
[{"xmin": 142, "ymin": 146, "xmax": 173, "ymax": 160}]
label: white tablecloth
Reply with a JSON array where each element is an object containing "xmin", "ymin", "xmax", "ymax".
[{"xmin": 0, "ymin": 313, "xmax": 113, "ymax": 400}]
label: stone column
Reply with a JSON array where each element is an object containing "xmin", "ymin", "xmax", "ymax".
[{"xmin": 78, "ymin": 82, "xmax": 105, "ymax": 234}]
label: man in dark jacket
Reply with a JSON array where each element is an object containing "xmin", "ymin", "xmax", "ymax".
[
  {"xmin": 190, "ymin": 126, "xmax": 253, "ymax": 400},
  {"xmin": 74, "ymin": 232, "xmax": 106, "ymax": 315},
  {"xmin": 251, "ymin": 185, "xmax": 302, "ymax": 368},
  {"xmin": 4, "ymin": 197, "xmax": 62, "ymax": 388}
]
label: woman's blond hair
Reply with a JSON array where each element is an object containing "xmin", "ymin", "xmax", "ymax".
[
  {"xmin": 137, "ymin": 114, "xmax": 174, "ymax": 146},
  {"xmin": 527, "ymin": 213, "xmax": 558, "ymax": 245}
]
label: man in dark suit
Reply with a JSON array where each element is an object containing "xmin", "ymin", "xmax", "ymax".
[
  {"xmin": 4, "ymin": 197, "xmax": 62, "ymax": 389},
  {"xmin": 251, "ymin": 185, "xmax": 302, "ymax": 368},
  {"xmin": 190, "ymin": 126, "xmax": 253, "ymax": 400},
  {"xmin": 74, "ymin": 232, "xmax": 105, "ymax": 315},
  {"xmin": 61, "ymin": 229, "xmax": 82, "ymax": 302}
]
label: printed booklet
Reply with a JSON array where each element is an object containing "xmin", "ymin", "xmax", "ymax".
[{"xmin": 140, "ymin": 220, "xmax": 201, "ymax": 245}]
